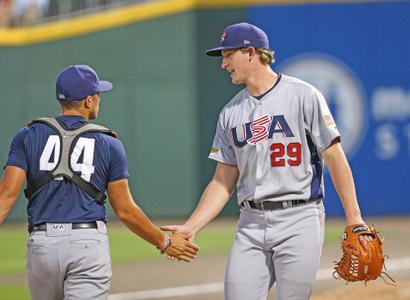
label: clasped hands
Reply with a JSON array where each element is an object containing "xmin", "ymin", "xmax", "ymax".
[{"xmin": 160, "ymin": 224, "xmax": 198, "ymax": 262}]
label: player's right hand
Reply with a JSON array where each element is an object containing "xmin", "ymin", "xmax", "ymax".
[
  {"xmin": 160, "ymin": 224, "xmax": 196, "ymax": 241},
  {"xmin": 164, "ymin": 232, "xmax": 199, "ymax": 262}
]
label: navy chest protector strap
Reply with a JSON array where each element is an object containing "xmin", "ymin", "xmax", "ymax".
[{"xmin": 24, "ymin": 117, "xmax": 117, "ymax": 205}]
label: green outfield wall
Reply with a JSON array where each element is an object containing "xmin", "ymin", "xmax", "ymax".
[
  {"xmin": 4, "ymin": 0, "xmax": 405, "ymax": 221},
  {"xmin": 0, "ymin": 8, "xmax": 246, "ymax": 221}
]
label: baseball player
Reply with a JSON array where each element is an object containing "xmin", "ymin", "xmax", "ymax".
[
  {"xmin": 162, "ymin": 23, "xmax": 367, "ymax": 300},
  {"xmin": 0, "ymin": 64, "xmax": 199, "ymax": 300}
]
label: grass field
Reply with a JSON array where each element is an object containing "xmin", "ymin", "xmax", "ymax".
[{"xmin": 0, "ymin": 219, "xmax": 345, "ymax": 299}]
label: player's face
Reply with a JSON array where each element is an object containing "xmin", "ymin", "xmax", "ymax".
[{"xmin": 221, "ymin": 49, "xmax": 251, "ymax": 84}]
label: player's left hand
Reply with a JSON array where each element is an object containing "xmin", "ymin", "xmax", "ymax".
[{"xmin": 333, "ymin": 224, "xmax": 395, "ymax": 285}]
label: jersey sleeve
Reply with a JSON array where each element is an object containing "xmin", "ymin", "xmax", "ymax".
[
  {"xmin": 4, "ymin": 127, "xmax": 30, "ymax": 172},
  {"xmin": 108, "ymin": 138, "xmax": 129, "ymax": 182},
  {"xmin": 305, "ymin": 88, "xmax": 340, "ymax": 151},
  {"xmin": 208, "ymin": 112, "xmax": 237, "ymax": 165}
]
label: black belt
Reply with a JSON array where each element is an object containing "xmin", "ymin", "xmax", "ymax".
[
  {"xmin": 241, "ymin": 199, "xmax": 318, "ymax": 210},
  {"xmin": 29, "ymin": 221, "xmax": 98, "ymax": 233}
]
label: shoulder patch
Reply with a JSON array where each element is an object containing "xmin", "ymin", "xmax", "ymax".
[
  {"xmin": 322, "ymin": 114, "xmax": 336, "ymax": 127},
  {"xmin": 211, "ymin": 147, "xmax": 220, "ymax": 153}
]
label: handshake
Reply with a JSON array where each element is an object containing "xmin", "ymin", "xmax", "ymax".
[{"xmin": 158, "ymin": 224, "xmax": 199, "ymax": 263}]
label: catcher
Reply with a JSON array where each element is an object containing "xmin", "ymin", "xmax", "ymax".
[{"xmin": 334, "ymin": 223, "xmax": 396, "ymax": 285}]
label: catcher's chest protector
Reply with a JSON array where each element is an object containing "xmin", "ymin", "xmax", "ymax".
[{"xmin": 24, "ymin": 117, "xmax": 117, "ymax": 204}]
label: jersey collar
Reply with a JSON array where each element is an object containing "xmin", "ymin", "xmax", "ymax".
[{"xmin": 248, "ymin": 73, "xmax": 282, "ymax": 101}]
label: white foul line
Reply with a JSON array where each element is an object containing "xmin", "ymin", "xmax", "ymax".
[
  {"xmin": 108, "ymin": 256, "xmax": 410, "ymax": 300},
  {"xmin": 108, "ymin": 283, "xmax": 224, "ymax": 300}
]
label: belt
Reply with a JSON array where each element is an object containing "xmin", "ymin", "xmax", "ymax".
[
  {"xmin": 241, "ymin": 199, "xmax": 318, "ymax": 210},
  {"xmin": 29, "ymin": 221, "xmax": 98, "ymax": 233}
]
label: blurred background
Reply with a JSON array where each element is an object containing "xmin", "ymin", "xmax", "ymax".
[{"xmin": 0, "ymin": 0, "xmax": 409, "ymax": 299}]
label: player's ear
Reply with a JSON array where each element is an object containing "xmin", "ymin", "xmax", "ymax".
[
  {"xmin": 84, "ymin": 95, "xmax": 93, "ymax": 108},
  {"xmin": 248, "ymin": 47, "xmax": 256, "ymax": 61}
]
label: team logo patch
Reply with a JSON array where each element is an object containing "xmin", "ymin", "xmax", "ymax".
[
  {"xmin": 352, "ymin": 225, "xmax": 368, "ymax": 234},
  {"xmin": 211, "ymin": 147, "xmax": 220, "ymax": 153},
  {"xmin": 322, "ymin": 114, "xmax": 336, "ymax": 127},
  {"xmin": 52, "ymin": 224, "xmax": 66, "ymax": 231},
  {"xmin": 243, "ymin": 40, "xmax": 250, "ymax": 45}
]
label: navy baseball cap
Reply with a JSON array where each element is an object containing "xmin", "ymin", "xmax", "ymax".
[
  {"xmin": 205, "ymin": 22, "xmax": 270, "ymax": 57},
  {"xmin": 56, "ymin": 65, "xmax": 113, "ymax": 101}
]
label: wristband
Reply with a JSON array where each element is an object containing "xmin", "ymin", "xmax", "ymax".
[{"xmin": 157, "ymin": 235, "xmax": 172, "ymax": 254}]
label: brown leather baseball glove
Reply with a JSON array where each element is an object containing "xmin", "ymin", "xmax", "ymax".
[{"xmin": 333, "ymin": 224, "xmax": 395, "ymax": 285}]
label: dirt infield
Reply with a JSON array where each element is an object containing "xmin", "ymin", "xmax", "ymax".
[
  {"xmin": 312, "ymin": 281, "xmax": 410, "ymax": 300},
  {"xmin": 109, "ymin": 217, "xmax": 410, "ymax": 300}
]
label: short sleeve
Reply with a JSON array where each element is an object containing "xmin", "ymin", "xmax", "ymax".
[
  {"xmin": 108, "ymin": 138, "xmax": 129, "ymax": 182},
  {"xmin": 5, "ymin": 127, "xmax": 30, "ymax": 172},
  {"xmin": 208, "ymin": 113, "xmax": 237, "ymax": 165},
  {"xmin": 305, "ymin": 88, "xmax": 340, "ymax": 151}
]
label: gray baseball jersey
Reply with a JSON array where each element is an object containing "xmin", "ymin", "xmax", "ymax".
[{"xmin": 209, "ymin": 74, "xmax": 340, "ymax": 204}]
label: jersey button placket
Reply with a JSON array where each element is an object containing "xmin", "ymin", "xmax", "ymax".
[
  {"xmin": 255, "ymin": 140, "xmax": 266, "ymax": 200},
  {"xmin": 254, "ymin": 99, "xmax": 266, "ymax": 200},
  {"xmin": 260, "ymin": 143, "xmax": 267, "ymax": 171},
  {"xmin": 253, "ymin": 101, "xmax": 261, "ymax": 198}
]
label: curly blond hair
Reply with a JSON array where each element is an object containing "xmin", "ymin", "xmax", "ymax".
[{"xmin": 240, "ymin": 47, "xmax": 275, "ymax": 65}]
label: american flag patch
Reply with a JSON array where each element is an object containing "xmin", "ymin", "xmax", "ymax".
[{"xmin": 323, "ymin": 114, "xmax": 336, "ymax": 127}]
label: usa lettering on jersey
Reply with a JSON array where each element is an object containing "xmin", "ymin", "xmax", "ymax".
[{"xmin": 230, "ymin": 115, "xmax": 295, "ymax": 147}]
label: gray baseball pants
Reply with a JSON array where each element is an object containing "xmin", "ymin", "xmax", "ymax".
[
  {"xmin": 26, "ymin": 221, "xmax": 112, "ymax": 300},
  {"xmin": 225, "ymin": 200, "xmax": 325, "ymax": 300}
]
